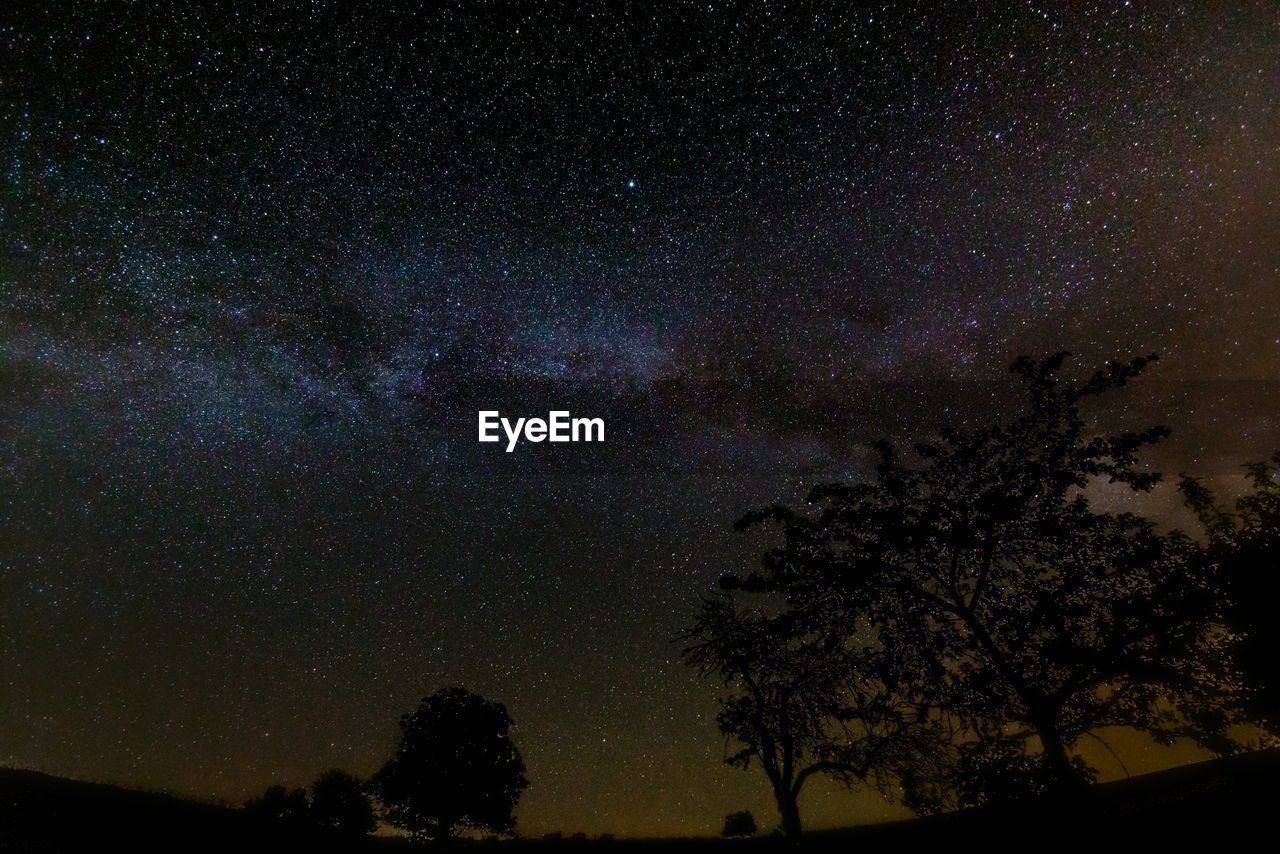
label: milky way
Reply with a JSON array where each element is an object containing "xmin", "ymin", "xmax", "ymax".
[{"xmin": 2, "ymin": 1, "xmax": 1278, "ymax": 836}]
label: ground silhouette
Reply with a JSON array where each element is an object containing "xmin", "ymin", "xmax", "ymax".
[{"xmin": 3, "ymin": 750, "xmax": 1279, "ymax": 851}]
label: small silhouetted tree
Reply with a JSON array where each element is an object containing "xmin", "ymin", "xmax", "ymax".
[
  {"xmin": 721, "ymin": 810, "xmax": 757, "ymax": 838},
  {"xmin": 373, "ymin": 687, "xmax": 529, "ymax": 842},
  {"xmin": 1181, "ymin": 453, "xmax": 1280, "ymax": 730},
  {"xmin": 682, "ymin": 593, "xmax": 942, "ymax": 837},
  {"xmin": 243, "ymin": 785, "xmax": 310, "ymax": 824},
  {"xmin": 310, "ymin": 769, "xmax": 376, "ymax": 837}
]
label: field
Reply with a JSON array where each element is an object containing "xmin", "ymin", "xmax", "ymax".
[{"xmin": 3, "ymin": 749, "xmax": 1277, "ymax": 852}]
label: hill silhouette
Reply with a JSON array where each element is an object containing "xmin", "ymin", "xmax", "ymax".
[
  {"xmin": 3, "ymin": 749, "xmax": 1278, "ymax": 851},
  {"xmin": 0, "ymin": 768, "xmax": 403, "ymax": 853}
]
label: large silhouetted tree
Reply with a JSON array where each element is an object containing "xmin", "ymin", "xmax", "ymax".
[
  {"xmin": 373, "ymin": 687, "xmax": 528, "ymax": 842},
  {"xmin": 1181, "ymin": 453, "xmax": 1280, "ymax": 731},
  {"xmin": 705, "ymin": 353, "xmax": 1245, "ymax": 814},
  {"xmin": 309, "ymin": 769, "xmax": 376, "ymax": 837}
]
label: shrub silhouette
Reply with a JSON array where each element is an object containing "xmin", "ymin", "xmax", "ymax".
[
  {"xmin": 242, "ymin": 785, "xmax": 309, "ymax": 824},
  {"xmin": 309, "ymin": 769, "xmax": 375, "ymax": 837},
  {"xmin": 721, "ymin": 810, "xmax": 758, "ymax": 838}
]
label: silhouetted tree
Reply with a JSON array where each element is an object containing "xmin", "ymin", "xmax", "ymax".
[
  {"xmin": 718, "ymin": 353, "xmax": 1244, "ymax": 811},
  {"xmin": 682, "ymin": 593, "xmax": 945, "ymax": 837},
  {"xmin": 373, "ymin": 687, "xmax": 528, "ymax": 842},
  {"xmin": 309, "ymin": 769, "xmax": 376, "ymax": 837},
  {"xmin": 243, "ymin": 785, "xmax": 309, "ymax": 824},
  {"xmin": 721, "ymin": 810, "xmax": 758, "ymax": 838},
  {"xmin": 1181, "ymin": 453, "xmax": 1280, "ymax": 730}
]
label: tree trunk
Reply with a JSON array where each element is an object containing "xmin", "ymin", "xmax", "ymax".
[
  {"xmin": 773, "ymin": 786, "xmax": 803, "ymax": 840},
  {"xmin": 952, "ymin": 600, "xmax": 1086, "ymax": 797},
  {"xmin": 1031, "ymin": 711, "xmax": 1083, "ymax": 793}
]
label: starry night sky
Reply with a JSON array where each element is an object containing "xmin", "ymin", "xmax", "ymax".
[{"xmin": 2, "ymin": 0, "xmax": 1278, "ymax": 837}]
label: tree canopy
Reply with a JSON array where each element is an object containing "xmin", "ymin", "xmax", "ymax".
[{"xmin": 373, "ymin": 687, "xmax": 529, "ymax": 842}]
